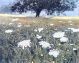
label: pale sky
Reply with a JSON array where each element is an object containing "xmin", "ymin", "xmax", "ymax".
[
  {"xmin": 64, "ymin": 1, "xmax": 79, "ymax": 16},
  {"xmin": 0, "ymin": 0, "xmax": 15, "ymax": 5},
  {"xmin": 0, "ymin": 0, "xmax": 79, "ymax": 16}
]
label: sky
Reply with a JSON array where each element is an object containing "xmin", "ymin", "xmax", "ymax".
[
  {"xmin": 0, "ymin": 0, "xmax": 79, "ymax": 16},
  {"xmin": 0, "ymin": 0, "xmax": 15, "ymax": 5},
  {"xmin": 64, "ymin": 1, "xmax": 79, "ymax": 16}
]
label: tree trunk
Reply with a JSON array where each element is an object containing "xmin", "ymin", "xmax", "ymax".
[{"xmin": 35, "ymin": 9, "xmax": 41, "ymax": 17}]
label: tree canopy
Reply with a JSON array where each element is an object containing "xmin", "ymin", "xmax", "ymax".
[{"xmin": 11, "ymin": 0, "xmax": 76, "ymax": 17}]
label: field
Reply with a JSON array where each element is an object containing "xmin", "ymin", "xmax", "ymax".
[
  {"xmin": 0, "ymin": 14, "xmax": 79, "ymax": 27},
  {"xmin": 0, "ymin": 14, "xmax": 79, "ymax": 63}
]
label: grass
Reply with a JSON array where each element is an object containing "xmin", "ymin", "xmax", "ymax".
[
  {"xmin": 0, "ymin": 14, "xmax": 79, "ymax": 63},
  {"xmin": 0, "ymin": 14, "xmax": 79, "ymax": 27}
]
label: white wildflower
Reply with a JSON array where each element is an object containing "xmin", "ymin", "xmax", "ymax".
[
  {"xmin": 49, "ymin": 49, "xmax": 60, "ymax": 58},
  {"xmin": 40, "ymin": 54, "xmax": 43, "ymax": 56},
  {"xmin": 38, "ymin": 28, "xmax": 43, "ymax": 32},
  {"xmin": 64, "ymin": 59, "xmax": 67, "ymax": 60},
  {"xmin": 18, "ymin": 40, "xmax": 31, "ymax": 49},
  {"xmin": 68, "ymin": 28, "xmax": 74, "ymax": 30},
  {"xmin": 70, "ymin": 44, "xmax": 74, "ymax": 46},
  {"xmin": 5, "ymin": 29, "xmax": 13, "ymax": 33},
  {"xmin": 72, "ymin": 29, "xmax": 79, "ymax": 32},
  {"xmin": 68, "ymin": 28, "xmax": 79, "ymax": 32},
  {"xmin": 36, "ymin": 34, "xmax": 42, "ymax": 39},
  {"xmin": 73, "ymin": 48, "xmax": 77, "ymax": 51},
  {"xmin": 53, "ymin": 31, "xmax": 65, "ymax": 38},
  {"xmin": 67, "ymin": 49, "xmax": 69, "ymax": 52},
  {"xmin": 60, "ymin": 37, "xmax": 68, "ymax": 42},
  {"xmin": 34, "ymin": 29, "xmax": 38, "ymax": 32},
  {"xmin": 39, "ymin": 41, "xmax": 51, "ymax": 48}
]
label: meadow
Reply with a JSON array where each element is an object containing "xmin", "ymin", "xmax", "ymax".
[{"xmin": 0, "ymin": 14, "xmax": 79, "ymax": 63}]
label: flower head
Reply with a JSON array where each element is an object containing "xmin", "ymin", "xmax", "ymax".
[{"xmin": 18, "ymin": 40, "xmax": 31, "ymax": 49}]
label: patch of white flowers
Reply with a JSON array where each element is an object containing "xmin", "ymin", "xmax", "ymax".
[
  {"xmin": 53, "ymin": 31, "xmax": 65, "ymax": 38},
  {"xmin": 60, "ymin": 37, "xmax": 68, "ymax": 42},
  {"xmin": 73, "ymin": 48, "xmax": 77, "ymax": 51},
  {"xmin": 49, "ymin": 49, "xmax": 60, "ymax": 58},
  {"xmin": 5, "ymin": 29, "xmax": 13, "ymax": 33},
  {"xmin": 36, "ymin": 34, "xmax": 42, "ymax": 39},
  {"xmin": 18, "ymin": 40, "xmax": 31, "ymax": 49},
  {"xmin": 34, "ymin": 28, "xmax": 43, "ymax": 32},
  {"xmin": 38, "ymin": 28, "xmax": 43, "ymax": 32},
  {"xmin": 70, "ymin": 44, "xmax": 75, "ymax": 46},
  {"xmin": 68, "ymin": 28, "xmax": 79, "ymax": 32},
  {"xmin": 34, "ymin": 29, "xmax": 38, "ymax": 32},
  {"xmin": 39, "ymin": 41, "xmax": 51, "ymax": 48}
]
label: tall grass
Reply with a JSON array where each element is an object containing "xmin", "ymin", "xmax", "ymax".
[{"xmin": 0, "ymin": 23, "xmax": 79, "ymax": 63}]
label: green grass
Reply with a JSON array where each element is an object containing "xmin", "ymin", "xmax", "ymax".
[
  {"xmin": 0, "ymin": 15, "xmax": 79, "ymax": 63},
  {"xmin": 0, "ymin": 22, "xmax": 79, "ymax": 63}
]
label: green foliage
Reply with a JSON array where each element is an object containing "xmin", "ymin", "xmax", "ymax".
[
  {"xmin": 11, "ymin": 0, "xmax": 76, "ymax": 17},
  {"xmin": 0, "ymin": 24, "xmax": 79, "ymax": 63}
]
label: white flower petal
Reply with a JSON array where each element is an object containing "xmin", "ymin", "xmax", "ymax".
[
  {"xmin": 68, "ymin": 28, "xmax": 79, "ymax": 32},
  {"xmin": 53, "ymin": 31, "xmax": 65, "ymax": 38},
  {"xmin": 73, "ymin": 48, "xmax": 77, "ymax": 51},
  {"xmin": 70, "ymin": 44, "xmax": 74, "ymax": 46},
  {"xmin": 49, "ymin": 49, "xmax": 60, "ymax": 58},
  {"xmin": 34, "ymin": 29, "xmax": 38, "ymax": 32},
  {"xmin": 18, "ymin": 40, "xmax": 31, "ymax": 49},
  {"xmin": 38, "ymin": 28, "xmax": 43, "ymax": 32},
  {"xmin": 36, "ymin": 34, "xmax": 42, "ymax": 39},
  {"xmin": 60, "ymin": 37, "xmax": 68, "ymax": 42},
  {"xmin": 5, "ymin": 29, "xmax": 13, "ymax": 33},
  {"xmin": 39, "ymin": 41, "xmax": 51, "ymax": 48}
]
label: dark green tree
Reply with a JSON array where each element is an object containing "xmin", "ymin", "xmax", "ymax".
[{"xmin": 11, "ymin": 0, "xmax": 76, "ymax": 17}]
